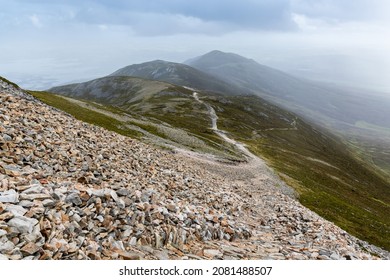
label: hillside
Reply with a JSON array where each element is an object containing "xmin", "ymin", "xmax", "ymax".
[
  {"xmin": 186, "ymin": 50, "xmax": 390, "ymax": 180},
  {"xmin": 47, "ymin": 74, "xmax": 390, "ymax": 251},
  {"xmin": 1, "ymin": 77, "xmax": 389, "ymax": 260}
]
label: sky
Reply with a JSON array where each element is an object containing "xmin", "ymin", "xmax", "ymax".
[{"xmin": 1, "ymin": 0, "xmax": 390, "ymax": 92}]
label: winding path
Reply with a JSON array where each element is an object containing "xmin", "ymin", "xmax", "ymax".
[{"xmin": 193, "ymin": 92, "xmax": 255, "ymax": 159}]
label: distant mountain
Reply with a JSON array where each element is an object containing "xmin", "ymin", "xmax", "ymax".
[
  {"xmin": 186, "ymin": 50, "xmax": 390, "ymax": 129},
  {"xmin": 109, "ymin": 60, "xmax": 244, "ymax": 95}
]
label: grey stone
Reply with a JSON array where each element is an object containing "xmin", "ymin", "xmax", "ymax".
[
  {"xmin": 65, "ymin": 193, "xmax": 82, "ymax": 206},
  {"xmin": 204, "ymin": 249, "xmax": 223, "ymax": 259},
  {"xmin": 110, "ymin": 190, "xmax": 125, "ymax": 208},
  {"xmin": 2, "ymin": 165, "xmax": 22, "ymax": 177},
  {"xmin": 2, "ymin": 134, "xmax": 12, "ymax": 141},
  {"xmin": 129, "ymin": 237, "xmax": 137, "ymax": 246},
  {"xmin": 21, "ymin": 184, "xmax": 44, "ymax": 194},
  {"xmin": 154, "ymin": 250, "xmax": 169, "ymax": 260},
  {"xmin": 8, "ymin": 216, "xmax": 39, "ymax": 234},
  {"xmin": 116, "ymin": 188, "xmax": 130, "ymax": 196},
  {"xmin": 319, "ymin": 250, "xmax": 332, "ymax": 256},
  {"xmin": 5, "ymin": 204, "xmax": 27, "ymax": 216},
  {"xmin": 0, "ymin": 190, "xmax": 19, "ymax": 203},
  {"xmin": 330, "ymin": 253, "xmax": 341, "ymax": 260},
  {"xmin": 0, "ymin": 237, "xmax": 15, "ymax": 253}
]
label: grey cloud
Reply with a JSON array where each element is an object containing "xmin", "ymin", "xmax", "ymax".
[
  {"xmin": 6, "ymin": 0, "xmax": 297, "ymax": 35},
  {"xmin": 291, "ymin": 0, "xmax": 389, "ymax": 21}
]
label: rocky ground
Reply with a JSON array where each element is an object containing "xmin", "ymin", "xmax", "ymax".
[{"xmin": 0, "ymin": 80, "xmax": 389, "ymax": 260}]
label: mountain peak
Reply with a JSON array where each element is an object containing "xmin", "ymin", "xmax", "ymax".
[{"xmin": 185, "ymin": 50, "xmax": 255, "ymax": 69}]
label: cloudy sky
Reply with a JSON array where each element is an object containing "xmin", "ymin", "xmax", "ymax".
[{"xmin": 1, "ymin": 0, "xmax": 390, "ymax": 92}]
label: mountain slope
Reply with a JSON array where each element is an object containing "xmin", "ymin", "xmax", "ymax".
[
  {"xmin": 109, "ymin": 60, "xmax": 244, "ymax": 95},
  {"xmin": 186, "ymin": 50, "xmax": 390, "ymax": 179},
  {"xmin": 2, "ymin": 77, "xmax": 389, "ymax": 260},
  {"xmin": 47, "ymin": 75, "xmax": 390, "ymax": 250}
]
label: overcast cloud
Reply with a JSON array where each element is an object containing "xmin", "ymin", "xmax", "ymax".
[{"xmin": 1, "ymin": 0, "xmax": 389, "ymax": 92}]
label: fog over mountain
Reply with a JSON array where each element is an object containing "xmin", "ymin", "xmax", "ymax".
[
  {"xmin": 186, "ymin": 50, "xmax": 390, "ymax": 129},
  {"xmin": 109, "ymin": 60, "xmax": 243, "ymax": 95}
]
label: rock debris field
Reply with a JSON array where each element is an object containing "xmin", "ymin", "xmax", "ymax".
[{"xmin": 0, "ymin": 80, "xmax": 389, "ymax": 260}]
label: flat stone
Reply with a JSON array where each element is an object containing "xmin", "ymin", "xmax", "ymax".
[
  {"xmin": 0, "ymin": 254, "xmax": 9, "ymax": 260},
  {"xmin": 167, "ymin": 204, "xmax": 178, "ymax": 213},
  {"xmin": 19, "ymin": 200, "xmax": 34, "ymax": 208},
  {"xmin": 116, "ymin": 188, "xmax": 130, "ymax": 196},
  {"xmin": 8, "ymin": 216, "xmax": 38, "ymax": 234},
  {"xmin": 5, "ymin": 204, "xmax": 27, "ymax": 216},
  {"xmin": 116, "ymin": 250, "xmax": 141, "ymax": 260},
  {"xmin": 330, "ymin": 253, "xmax": 341, "ymax": 260},
  {"xmin": 65, "ymin": 193, "xmax": 82, "ymax": 206},
  {"xmin": 87, "ymin": 189, "xmax": 105, "ymax": 197},
  {"xmin": 154, "ymin": 250, "xmax": 170, "ymax": 260},
  {"xmin": 20, "ymin": 193, "xmax": 52, "ymax": 201},
  {"xmin": 110, "ymin": 190, "xmax": 125, "ymax": 209},
  {"xmin": 203, "ymin": 249, "xmax": 223, "ymax": 259},
  {"xmin": 2, "ymin": 165, "xmax": 22, "ymax": 177},
  {"xmin": 20, "ymin": 242, "xmax": 40, "ymax": 256},
  {"xmin": 319, "ymin": 250, "xmax": 332, "ymax": 256},
  {"xmin": 129, "ymin": 237, "xmax": 137, "ymax": 246},
  {"xmin": 21, "ymin": 184, "xmax": 44, "ymax": 194},
  {"xmin": 265, "ymin": 247, "xmax": 280, "ymax": 254},
  {"xmin": 0, "ymin": 237, "xmax": 15, "ymax": 253},
  {"xmin": 0, "ymin": 190, "xmax": 19, "ymax": 203},
  {"xmin": 42, "ymin": 199, "xmax": 56, "ymax": 207}
]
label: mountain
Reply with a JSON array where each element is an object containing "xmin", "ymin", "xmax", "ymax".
[
  {"xmin": 186, "ymin": 50, "xmax": 390, "ymax": 128},
  {"xmin": 186, "ymin": 50, "xmax": 390, "ymax": 179},
  {"xmin": 109, "ymin": 60, "xmax": 244, "ymax": 95},
  {"xmin": 46, "ymin": 73, "xmax": 390, "ymax": 251}
]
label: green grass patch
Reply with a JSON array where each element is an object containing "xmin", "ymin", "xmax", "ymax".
[
  {"xmin": 0, "ymin": 76, "xmax": 20, "ymax": 89},
  {"xmin": 28, "ymin": 90, "xmax": 143, "ymax": 139}
]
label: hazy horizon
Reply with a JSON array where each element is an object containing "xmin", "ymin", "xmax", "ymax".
[{"xmin": 1, "ymin": 0, "xmax": 390, "ymax": 93}]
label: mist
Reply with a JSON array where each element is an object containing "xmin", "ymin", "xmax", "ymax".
[{"xmin": 0, "ymin": 0, "xmax": 390, "ymax": 95}]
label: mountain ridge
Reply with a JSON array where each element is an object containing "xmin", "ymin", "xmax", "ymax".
[{"xmin": 109, "ymin": 59, "xmax": 244, "ymax": 95}]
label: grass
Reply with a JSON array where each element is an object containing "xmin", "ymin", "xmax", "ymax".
[
  {"xmin": 28, "ymin": 90, "xmax": 143, "ymax": 139},
  {"xmin": 0, "ymin": 76, "xmax": 20, "ymax": 89}
]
